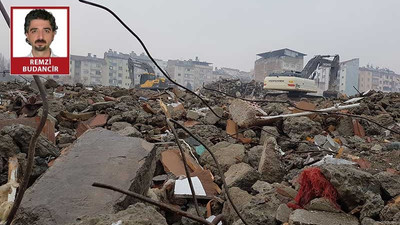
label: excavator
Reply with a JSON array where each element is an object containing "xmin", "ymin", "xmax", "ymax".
[
  {"xmin": 263, "ymin": 55, "xmax": 340, "ymax": 97},
  {"xmin": 128, "ymin": 58, "xmax": 171, "ymax": 90}
]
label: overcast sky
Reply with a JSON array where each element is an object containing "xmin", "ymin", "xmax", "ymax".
[{"xmin": 1, "ymin": 0, "xmax": 399, "ymax": 73}]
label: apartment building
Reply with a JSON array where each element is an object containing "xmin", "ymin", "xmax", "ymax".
[
  {"xmin": 338, "ymin": 58, "xmax": 359, "ymax": 96},
  {"xmin": 359, "ymin": 66, "xmax": 400, "ymax": 92},
  {"xmin": 254, "ymin": 48, "xmax": 305, "ymax": 82},
  {"xmin": 166, "ymin": 57, "xmax": 213, "ymax": 90},
  {"xmin": 103, "ymin": 50, "xmax": 131, "ymax": 89}
]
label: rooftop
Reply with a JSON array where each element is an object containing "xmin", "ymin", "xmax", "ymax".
[{"xmin": 257, "ymin": 48, "xmax": 306, "ymax": 59}]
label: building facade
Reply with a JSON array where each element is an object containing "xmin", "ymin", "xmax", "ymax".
[
  {"xmin": 338, "ymin": 58, "xmax": 359, "ymax": 96},
  {"xmin": 166, "ymin": 57, "xmax": 213, "ymax": 90},
  {"xmin": 103, "ymin": 50, "xmax": 131, "ymax": 89},
  {"xmin": 359, "ymin": 66, "xmax": 400, "ymax": 92},
  {"xmin": 254, "ymin": 48, "xmax": 305, "ymax": 82}
]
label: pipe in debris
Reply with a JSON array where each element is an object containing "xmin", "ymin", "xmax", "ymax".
[
  {"xmin": 259, "ymin": 103, "xmax": 360, "ymax": 120},
  {"xmin": 166, "ymin": 118, "xmax": 201, "ymax": 217},
  {"xmin": 170, "ymin": 119, "xmax": 250, "ymax": 225},
  {"xmin": 6, "ymin": 76, "xmax": 48, "ymax": 225},
  {"xmin": 92, "ymin": 182, "xmax": 213, "ymax": 225}
]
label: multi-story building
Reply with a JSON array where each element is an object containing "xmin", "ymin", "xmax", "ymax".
[
  {"xmin": 103, "ymin": 49, "xmax": 131, "ymax": 88},
  {"xmin": 254, "ymin": 48, "xmax": 306, "ymax": 82},
  {"xmin": 166, "ymin": 57, "xmax": 213, "ymax": 90},
  {"xmin": 53, "ymin": 53, "xmax": 106, "ymax": 85},
  {"xmin": 359, "ymin": 66, "xmax": 400, "ymax": 92},
  {"xmin": 338, "ymin": 58, "xmax": 359, "ymax": 96}
]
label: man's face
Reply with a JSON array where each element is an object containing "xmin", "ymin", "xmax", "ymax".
[{"xmin": 25, "ymin": 19, "xmax": 56, "ymax": 52}]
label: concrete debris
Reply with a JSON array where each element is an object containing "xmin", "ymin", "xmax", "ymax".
[
  {"xmin": 289, "ymin": 209, "xmax": 359, "ymax": 225},
  {"xmin": 13, "ymin": 128, "xmax": 156, "ymax": 225},
  {"xmin": 224, "ymin": 162, "xmax": 260, "ymax": 191},
  {"xmin": 69, "ymin": 203, "xmax": 168, "ymax": 225},
  {"xmin": 0, "ymin": 79, "xmax": 400, "ymax": 225},
  {"xmin": 258, "ymin": 137, "xmax": 285, "ymax": 183},
  {"xmin": 320, "ymin": 164, "xmax": 381, "ymax": 212}
]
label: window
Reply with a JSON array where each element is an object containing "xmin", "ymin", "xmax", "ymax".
[
  {"xmin": 109, "ymin": 66, "xmax": 113, "ymax": 70},
  {"xmin": 95, "ymin": 71, "xmax": 101, "ymax": 75},
  {"xmin": 118, "ymin": 73, "xmax": 122, "ymax": 77},
  {"xmin": 178, "ymin": 73, "xmax": 181, "ymax": 77},
  {"xmin": 119, "ymin": 66, "xmax": 123, "ymax": 70},
  {"xmin": 109, "ymin": 73, "xmax": 113, "ymax": 77}
]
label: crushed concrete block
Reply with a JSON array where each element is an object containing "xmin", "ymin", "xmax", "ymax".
[
  {"xmin": 289, "ymin": 209, "xmax": 359, "ymax": 225},
  {"xmin": 251, "ymin": 180, "xmax": 274, "ymax": 194},
  {"xmin": 200, "ymin": 141, "xmax": 245, "ymax": 174},
  {"xmin": 276, "ymin": 203, "xmax": 293, "ymax": 223},
  {"xmin": 283, "ymin": 116, "xmax": 321, "ymax": 141},
  {"xmin": 245, "ymin": 145, "xmax": 263, "ymax": 168},
  {"xmin": 181, "ymin": 204, "xmax": 207, "ymax": 225},
  {"xmin": 91, "ymin": 101, "xmax": 115, "ymax": 111},
  {"xmin": 225, "ymin": 163, "xmax": 259, "ymax": 191},
  {"xmin": 258, "ymin": 137, "xmax": 285, "ymax": 183},
  {"xmin": 111, "ymin": 121, "xmax": 132, "ymax": 131},
  {"xmin": 320, "ymin": 164, "xmax": 381, "ymax": 212},
  {"xmin": 1, "ymin": 124, "xmax": 59, "ymax": 158},
  {"xmin": 13, "ymin": 128, "xmax": 156, "ymax": 225},
  {"xmin": 121, "ymin": 110, "xmax": 138, "ymax": 123},
  {"xmin": 107, "ymin": 115, "xmax": 123, "ymax": 125},
  {"xmin": 186, "ymin": 110, "xmax": 200, "ymax": 120},
  {"xmin": 360, "ymin": 193, "xmax": 384, "ymax": 220},
  {"xmin": 69, "ymin": 203, "xmax": 167, "ymax": 225},
  {"xmin": 380, "ymin": 202, "xmax": 400, "ymax": 221},
  {"xmin": 116, "ymin": 126, "xmax": 142, "ymax": 138},
  {"xmin": 305, "ymin": 198, "xmax": 341, "ymax": 213},
  {"xmin": 222, "ymin": 187, "xmax": 252, "ymax": 224},
  {"xmin": 259, "ymin": 126, "xmax": 279, "ymax": 145},
  {"xmin": 229, "ymin": 99, "xmax": 268, "ymax": 128},
  {"xmin": 0, "ymin": 134, "xmax": 19, "ymax": 158},
  {"xmin": 205, "ymin": 107, "xmax": 223, "ymax": 125},
  {"xmin": 337, "ymin": 117, "xmax": 355, "ymax": 136}
]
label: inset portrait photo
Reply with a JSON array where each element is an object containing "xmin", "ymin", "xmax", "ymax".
[{"xmin": 10, "ymin": 7, "xmax": 70, "ymax": 75}]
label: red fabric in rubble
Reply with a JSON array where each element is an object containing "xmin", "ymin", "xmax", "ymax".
[{"xmin": 287, "ymin": 167, "xmax": 340, "ymax": 209}]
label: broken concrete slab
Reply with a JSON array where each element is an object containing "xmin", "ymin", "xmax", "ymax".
[
  {"xmin": 305, "ymin": 198, "xmax": 342, "ymax": 213},
  {"xmin": 204, "ymin": 107, "xmax": 223, "ymax": 125},
  {"xmin": 1, "ymin": 124, "xmax": 59, "ymax": 158},
  {"xmin": 259, "ymin": 126, "xmax": 279, "ymax": 145},
  {"xmin": 69, "ymin": 203, "xmax": 168, "ymax": 225},
  {"xmin": 13, "ymin": 128, "xmax": 156, "ymax": 225},
  {"xmin": 245, "ymin": 145, "xmax": 263, "ymax": 169},
  {"xmin": 224, "ymin": 162, "xmax": 259, "ymax": 191},
  {"xmin": 186, "ymin": 110, "xmax": 200, "ymax": 120},
  {"xmin": 283, "ymin": 116, "xmax": 322, "ymax": 141},
  {"xmin": 258, "ymin": 137, "xmax": 285, "ymax": 183},
  {"xmin": 0, "ymin": 116, "xmax": 56, "ymax": 143},
  {"xmin": 289, "ymin": 209, "xmax": 359, "ymax": 225},
  {"xmin": 320, "ymin": 164, "xmax": 381, "ymax": 212},
  {"xmin": 116, "ymin": 126, "xmax": 142, "ymax": 138},
  {"xmin": 276, "ymin": 203, "xmax": 293, "ymax": 223},
  {"xmin": 375, "ymin": 172, "xmax": 400, "ymax": 198},
  {"xmin": 111, "ymin": 121, "xmax": 132, "ymax": 131},
  {"xmin": 200, "ymin": 141, "xmax": 245, "ymax": 174}
]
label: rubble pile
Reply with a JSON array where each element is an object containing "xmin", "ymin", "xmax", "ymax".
[{"xmin": 0, "ymin": 78, "xmax": 399, "ymax": 225}]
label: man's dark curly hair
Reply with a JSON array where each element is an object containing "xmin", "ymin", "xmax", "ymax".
[{"xmin": 24, "ymin": 9, "xmax": 58, "ymax": 34}]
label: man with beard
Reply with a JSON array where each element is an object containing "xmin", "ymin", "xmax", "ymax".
[{"xmin": 24, "ymin": 9, "xmax": 58, "ymax": 57}]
